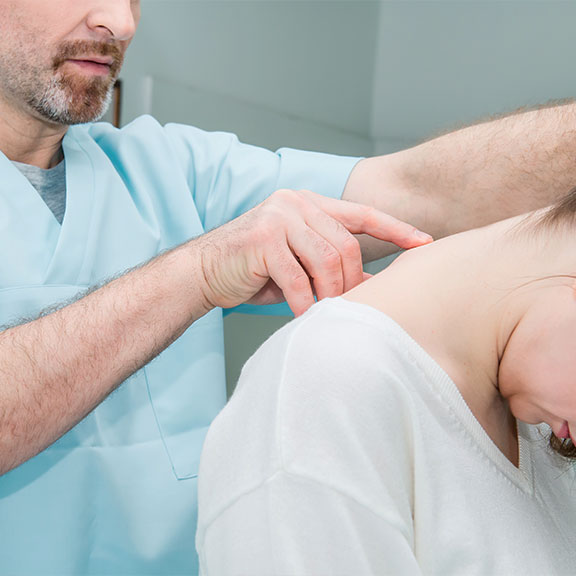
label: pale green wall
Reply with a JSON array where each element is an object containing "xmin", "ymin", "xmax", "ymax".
[
  {"xmin": 370, "ymin": 1, "xmax": 576, "ymax": 154},
  {"xmin": 122, "ymin": 0, "xmax": 380, "ymax": 155}
]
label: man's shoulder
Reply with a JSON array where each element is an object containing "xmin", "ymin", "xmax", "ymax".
[
  {"xmin": 73, "ymin": 114, "xmax": 164, "ymax": 142},
  {"xmin": 66, "ymin": 116, "xmax": 199, "ymax": 175}
]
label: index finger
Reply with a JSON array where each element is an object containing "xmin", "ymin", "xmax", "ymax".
[{"xmin": 309, "ymin": 194, "xmax": 433, "ymax": 249}]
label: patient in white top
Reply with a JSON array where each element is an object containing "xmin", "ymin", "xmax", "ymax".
[{"xmin": 196, "ymin": 191, "xmax": 576, "ymax": 575}]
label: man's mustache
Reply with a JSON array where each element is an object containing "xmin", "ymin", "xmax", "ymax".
[{"xmin": 52, "ymin": 41, "xmax": 124, "ymax": 78}]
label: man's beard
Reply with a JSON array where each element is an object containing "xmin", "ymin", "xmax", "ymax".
[{"xmin": 29, "ymin": 40, "xmax": 124, "ymax": 125}]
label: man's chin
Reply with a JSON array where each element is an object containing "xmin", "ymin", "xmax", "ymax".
[
  {"xmin": 37, "ymin": 104, "xmax": 110, "ymax": 126},
  {"xmin": 61, "ymin": 103, "xmax": 110, "ymax": 125},
  {"xmin": 34, "ymin": 78, "xmax": 114, "ymax": 125}
]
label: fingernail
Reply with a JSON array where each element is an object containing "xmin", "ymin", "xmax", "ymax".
[{"xmin": 414, "ymin": 229, "xmax": 434, "ymax": 242}]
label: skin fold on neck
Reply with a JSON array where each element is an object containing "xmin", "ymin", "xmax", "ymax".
[
  {"xmin": 0, "ymin": 93, "xmax": 67, "ymax": 168},
  {"xmin": 344, "ymin": 211, "xmax": 569, "ymax": 466}
]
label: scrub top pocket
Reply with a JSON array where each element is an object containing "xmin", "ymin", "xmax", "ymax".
[{"xmin": 143, "ymin": 308, "xmax": 227, "ymax": 479}]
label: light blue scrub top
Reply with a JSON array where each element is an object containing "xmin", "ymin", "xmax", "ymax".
[{"xmin": 0, "ymin": 115, "xmax": 359, "ymax": 575}]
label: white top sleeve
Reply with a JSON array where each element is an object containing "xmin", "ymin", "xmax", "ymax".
[
  {"xmin": 201, "ymin": 471, "xmax": 422, "ymax": 576},
  {"xmin": 198, "ymin": 299, "xmax": 423, "ymax": 575}
]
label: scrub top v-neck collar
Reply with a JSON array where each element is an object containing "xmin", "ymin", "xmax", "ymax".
[
  {"xmin": 46, "ymin": 129, "xmax": 98, "ymax": 286},
  {"xmin": 0, "ymin": 129, "xmax": 98, "ymax": 287},
  {"xmin": 0, "ymin": 152, "xmax": 62, "ymax": 285}
]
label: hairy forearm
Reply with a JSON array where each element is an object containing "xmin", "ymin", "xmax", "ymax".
[
  {"xmin": 345, "ymin": 100, "xmax": 576, "ymax": 258},
  {"xmin": 0, "ymin": 242, "xmax": 211, "ymax": 475}
]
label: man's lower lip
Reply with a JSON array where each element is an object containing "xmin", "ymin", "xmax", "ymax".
[{"xmin": 557, "ymin": 422, "xmax": 570, "ymax": 439}]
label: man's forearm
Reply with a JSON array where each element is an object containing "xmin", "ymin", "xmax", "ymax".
[
  {"xmin": 345, "ymin": 100, "xmax": 576, "ymax": 259},
  {"xmin": 0, "ymin": 242, "xmax": 212, "ymax": 475}
]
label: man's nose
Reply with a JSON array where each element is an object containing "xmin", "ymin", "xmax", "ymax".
[{"xmin": 86, "ymin": 0, "xmax": 139, "ymax": 42}]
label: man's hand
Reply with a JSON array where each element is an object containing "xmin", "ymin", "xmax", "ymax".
[{"xmin": 197, "ymin": 189, "xmax": 432, "ymax": 316}]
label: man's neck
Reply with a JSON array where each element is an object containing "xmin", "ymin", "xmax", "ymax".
[{"xmin": 0, "ymin": 96, "xmax": 67, "ymax": 169}]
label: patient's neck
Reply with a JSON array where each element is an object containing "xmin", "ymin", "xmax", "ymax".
[{"xmin": 344, "ymin": 211, "xmax": 569, "ymax": 466}]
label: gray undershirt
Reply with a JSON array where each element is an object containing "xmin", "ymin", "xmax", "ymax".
[{"xmin": 13, "ymin": 159, "xmax": 67, "ymax": 224}]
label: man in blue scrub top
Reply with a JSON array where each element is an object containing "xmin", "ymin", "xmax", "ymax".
[{"xmin": 0, "ymin": 1, "xmax": 575, "ymax": 575}]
